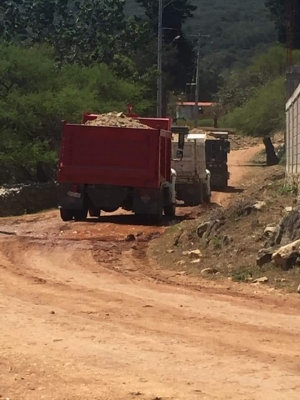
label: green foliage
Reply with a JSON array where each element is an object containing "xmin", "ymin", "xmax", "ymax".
[
  {"xmin": 126, "ymin": 0, "xmax": 277, "ymax": 73},
  {"xmin": 218, "ymin": 45, "xmax": 293, "ymax": 111},
  {"xmin": 0, "ymin": 0, "xmax": 127, "ymax": 65},
  {"xmin": 0, "ymin": 42, "xmax": 152, "ymax": 183},
  {"xmin": 232, "ymin": 270, "xmax": 252, "ymax": 282},
  {"xmin": 265, "ymin": 0, "xmax": 300, "ymax": 49},
  {"xmin": 278, "ymin": 184, "xmax": 297, "ymax": 196},
  {"xmin": 221, "ymin": 76, "xmax": 285, "ymax": 137}
]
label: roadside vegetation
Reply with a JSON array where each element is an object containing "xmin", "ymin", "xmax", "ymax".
[{"xmin": 0, "ymin": 0, "xmax": 295, "ymax": 182}]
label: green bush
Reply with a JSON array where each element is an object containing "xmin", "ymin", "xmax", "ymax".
[
  {"xmin": 220, "ymin": 76, "xmax": 285, "ymax": 137},
  {"xmin": 0, "ymin": 42, "xmax": 152, "ymax": 183}
]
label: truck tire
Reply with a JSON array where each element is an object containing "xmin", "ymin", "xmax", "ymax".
[
  {"xmin": 184, "ymin": 184, "xmax": 203, "ymax": 206},
  {"xmin": 73, "ymin": 207, "xmax": 88, "ymax": 221},
  {"xmin": 203, "ymin": 183, "xmax": 211, "ymax": 204},
  {"xmin": 164, "ymin": 204, "xmax": 176, "ymax": 217},
  {"xmin": 152, "ymin": 188, "xmax": 164, "ymax": 224},
  {"xmin": 60, "ymin": 208, "xmax": 74, "ymax": 222},
  {"xmin": 89, "ymin": 208, "xmax": 101, "ymax": 218},
  {"xmin": 220, "ymin": 179, "xmax": 228, "ymax": 191}
]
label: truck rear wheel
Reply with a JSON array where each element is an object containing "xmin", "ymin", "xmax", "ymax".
[
  {"xmin": 203, "ymin": 183, "xmax": 211, "ymax": 204},
  {"xmin": 74, "ymin": 208, "xmax": 88, "ymax": 221},
  {"xmin": 60, "ymin": 208, "xmax": 74, "ymax": 222},
  {"xmin": 183, "ymin": 184, "xmax": 203, "ymax": 206},
  {"xmin": 164, "ymin": 204, "xmax": 176, "ymax": 217},
  {"xmin": 89, "ymin": 208, "xmax": 101, "ymax": 218}
]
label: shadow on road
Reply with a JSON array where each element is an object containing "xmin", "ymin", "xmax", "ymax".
[
  {"xmin": 85, "ymin": 213, "xmax": 192, "ymax": 227},
  {"xmin": 176, "ymin": 202, "xmax": 220, "ymax": 209},
  {"xmin": 212, "ymin": 186, "xmax": 244, "ymax": 194}
]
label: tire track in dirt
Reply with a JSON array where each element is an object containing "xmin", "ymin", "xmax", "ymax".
[{"xmin": 2, "ymin": 146, "xmax": 300, "ymax": 400}]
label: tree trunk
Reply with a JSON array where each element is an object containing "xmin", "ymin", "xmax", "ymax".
[
  {"xmin": 36, "ymin": 162, "xmax": 48, "ymax": 182},
  {"xmin": 213, "ymin": 117, "xmax": 218, "ymax": 128},
  {"xmin": 263, "ymin": 137, "xmax": 279, "ymax": 166},
  {"xmin": 20, "ymin": 166, "xmax": 33, "ymax": 182}
]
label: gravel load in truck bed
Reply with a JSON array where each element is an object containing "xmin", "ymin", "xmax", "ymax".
[{"xmin": 84, "ymin": 112, "xmax": 152, "ymax": 129}]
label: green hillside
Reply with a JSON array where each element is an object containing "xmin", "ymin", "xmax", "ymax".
[{"xmin": 125, "ymin": 0, "xmax": 277, "ymax": 73}]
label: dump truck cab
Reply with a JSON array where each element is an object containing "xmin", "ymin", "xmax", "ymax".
[{"xmin": 171, "ymin": 126, "xmax": 211, "ymax": 206}]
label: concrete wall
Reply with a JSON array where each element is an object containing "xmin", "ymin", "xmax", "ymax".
[
  {"xmin": 286, "ymin": 83, "xmax": 300, "ymax": 190},
  {"xmin": 286, "ymin": 66, "xmax": 300, "ymax": 99},
  {"xmin": 0, "ymin": 182, "xmax": 58, "ymax": 217}
]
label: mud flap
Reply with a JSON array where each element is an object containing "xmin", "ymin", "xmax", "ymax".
[
  {"xmin": 132, "ymin": 188, "xmax": 161, "ymax": 215},
  {"xmin": 58, "ymin": 183, "xmax": 85, "ymax": 210}
]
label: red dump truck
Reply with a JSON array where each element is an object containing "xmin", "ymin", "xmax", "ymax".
[{"xmin": 57, "ymin": 113, "xmax": 177, "ymax": 223}]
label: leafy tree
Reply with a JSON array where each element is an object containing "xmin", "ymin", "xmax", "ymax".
[
  {"xmin": 221, "ymin": 77, "xmax": 285, "ymax": 165},
  {"xmin": 265, "ymin": 0, "xmax": 300, "ymax": 49},
  {"xmin": 0, "ymin": 42, "xmax": 152, "ymax": 183},
  {"xmin": 217, "ymin": 45, "xmax": 297, "ymax": 112},
  {"xmin": 0, "ymin": 0, "xmax": 127, "ymax": 64}
]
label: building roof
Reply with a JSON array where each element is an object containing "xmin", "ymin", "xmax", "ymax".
[{"xmin": 176, "ymin": 102, "xmax": 214, "ymax": 107}]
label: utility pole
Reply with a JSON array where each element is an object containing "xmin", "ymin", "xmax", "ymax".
[
  {"xmin": 157, "ymin": 0, "xmax": 163, "ymax": 118},
  {"xmin": 194, "ymin": 33, "xmax": 201, "ymax": 128},
  {"xmin": 193, "ymin": 34, "xmax": 210, "ymax": 127}
]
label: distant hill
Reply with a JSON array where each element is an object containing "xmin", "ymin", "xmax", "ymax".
[{"xmin": 125, "ymin": 0, "xmax": 277, "ymax": 74}]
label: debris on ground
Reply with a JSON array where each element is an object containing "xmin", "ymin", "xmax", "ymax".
[
  {"xmin": 150, "ymin": 164, "xmax": 300, "ymax": 292},
  {"xmin": 84, "ymin": 111, "xmax": 152, "ymax": 129},
  {"xmin": 189, "ymin": 129, "xmax": 283, "ymax": 151},
  {"xmin": 258, "ymin": 207, "xmax": 300, "ymax": 269}
]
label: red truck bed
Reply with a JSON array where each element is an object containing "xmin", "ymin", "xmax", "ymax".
[{"xmin": 57, "ymin": 123, "xmax": 172, "ymax": 189}]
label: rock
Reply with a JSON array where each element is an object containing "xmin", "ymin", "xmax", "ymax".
[
  {"xmin": 222, "ymin": 235, "xmax": 232, "ymax": 246},
  {"xmin": 253, "ymin": 201, "xmax": 267, "ymax": 211},
  {"xmin": 263, "ymin": 225, "xmax": 277, "ymax": 238},
  {"xmin": 182, "ymin": 249, "xmax": 202, "ymax": 258},
  {"xmin": 253, "ymin": 276, "xmax": 269, "ymax": 284},
  {"xmin": 190, "ymin": 259, "xmax": 201, "ymax": 264},
  {"xmin": 196, "ymin": 218, "xmax": 225, "ymax": 239},
  {"xmin": 243, "ymin": 201, "xmax": 267, "ymax": 216},
  {"xmin": 176, "ymin": 260, "xmax": 185, "ymax": 265},
  {"xmin": 272, "ymin": 238, "xmax": 300, "ymax": 268},
  {"xmin": 167, "ymin": 249, "xmax": 174, "ymax": 253},
  {"xmin": 285, "ymin": 206, "xmax": 293, "ymax": 213},
  {"xmin": 201, "ymin": 268, "xmax": 218, "ymax": 274},
  {"xmin": 297, "ymin": 284, "xmax": 300, "ymax": 294},
  {"xmin": 197, "ymin": 221, "xmax": 211, "ymax": 238},
  {"xmin": 125, "ymin": 234, "xmax": 136, "ymax": 242},
  {"xmin": 256, "ymin": 248, "xmax": 273, "ymax": 267},
  {"xmin": 190, "ymin": 249, "xmax": 202, "ymax": 258},
  {"xmin": 275, "ymin": 278, "xmax": 287, "ymax": 283}
]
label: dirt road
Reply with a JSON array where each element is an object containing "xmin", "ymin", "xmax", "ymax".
[{"xmin": 1, "ymin": 146, "xmax": 300, "ymax": 400}]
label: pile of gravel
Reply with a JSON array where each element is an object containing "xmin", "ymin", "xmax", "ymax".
[{"xmin": 85, "ymin": 112, "xmax": 152, "ymax": 129}]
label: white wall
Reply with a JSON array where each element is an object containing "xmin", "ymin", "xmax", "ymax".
[{"xmin": 286, "ymin": 83, "xmax": 300, "ymax": 177}]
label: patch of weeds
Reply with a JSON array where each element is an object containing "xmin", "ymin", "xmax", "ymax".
[
  {"xmin": 212, "ymin": 236, "xmax": 222, "ymax": 249},
  {"xmin": 278, "ymin": 184, "xmax": 297, "ymax": 196},
  {"xmin": 279, "ymin": 153, "xmax": 286, "ymax": 166},
  {"xmin": 232, "ymin": 269, "xmax": 252, "ymax": 282}
]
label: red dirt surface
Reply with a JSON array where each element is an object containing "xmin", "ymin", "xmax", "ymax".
[{"xmin": 1, "ymin": 146, "xmax": 300, "ymax": 400}]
